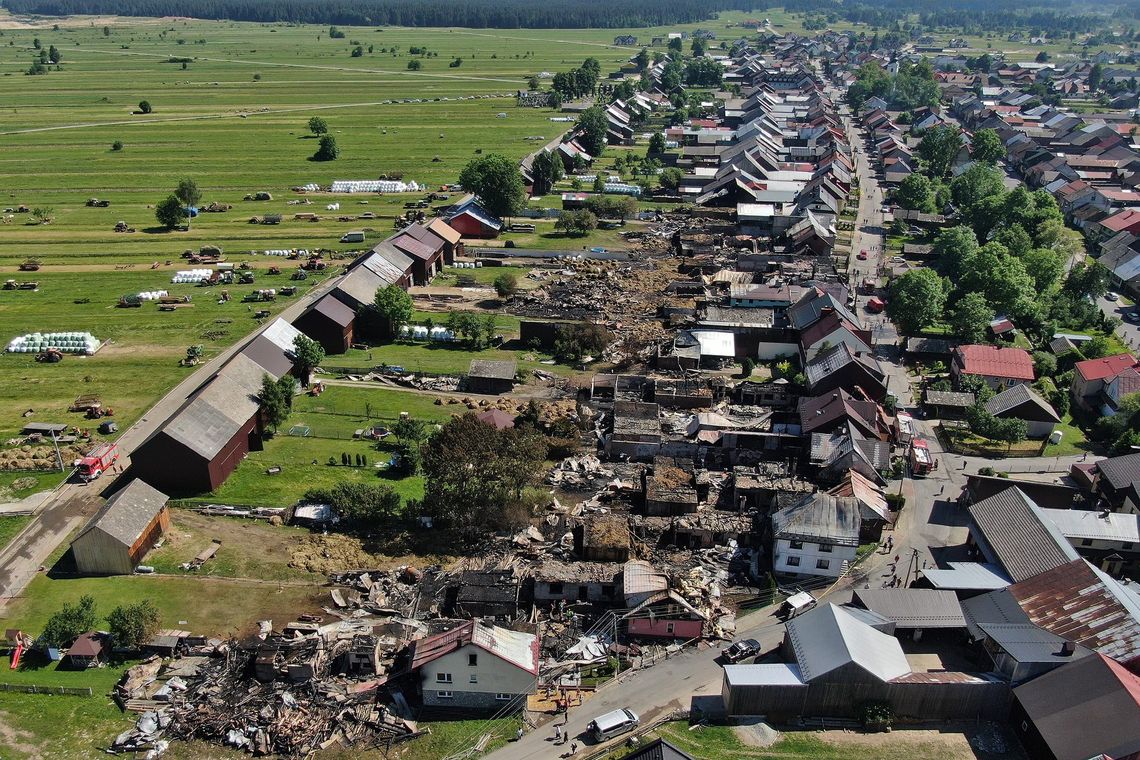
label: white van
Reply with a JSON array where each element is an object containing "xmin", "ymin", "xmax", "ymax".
[
  {"xmin": 588, "ymin": 707, "xmax": 639, "ymax": 742},
  {"xmin": 339, "ymin": 231, "xmax": 365, "ymax": 243}
]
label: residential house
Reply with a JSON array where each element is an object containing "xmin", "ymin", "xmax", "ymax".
[
  {"xmin": 770, "ymin": 492, "xmax": 861, "ymax": 579},
  {"xmin": 1102, "ymin": 367, "xmax": 1140, "ymax": 417},
  {"xmin": 1038, "ymin": 507, "xmax": 1140, "ymax": 575},
  {"xmin": 1012, "ymin": 653, "xmax": 1140, "ymax": 760},
  {"xmin": 798, "ymin": 310, "xmax": 871, "ymax": 363},
  {"xmin": 951, "ymin": 345, "xmax": 1035, "ymax": 389},
  {"xmin": 984, "ymin": 384, "xmax": 1061, "ymax": 438},
  {"xmin": 804, "ymin": 343, "xmax": 887, "ymax": 400},
  {"xmin": 976, "ymin": 623, "xmax": 1091, "ymax": 684},
  {"xmin": 1093, "ymin": 451, "xmax": 1140, "ymax": 510},
  {"xmin": 70, "ymin": 479, "xmax": 170, "ymax": 576},
  {"xmin": 622, "ymin": 590, "xmax": 706, "ymax": 640},
  {"xmin": 406, "ymin": 620, "xmax": 539, "ymax": 712},
  {"xmin": 828, "ymin": 470, "xmax": 893, "ymax": 541},
  {"xmin": 798, "ymin": 389, "xmax": 886, "ymax": 440},
  {"xmin": 1071, "ymin": 353, "xmax": 1137, "ymax": 410}
]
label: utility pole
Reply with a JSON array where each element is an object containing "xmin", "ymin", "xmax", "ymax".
[
  {"xmin": 50, "ymin": 430, "xmax": 64, "ymax": 472},
  {"xmin": 903, "ymin": 548, "xmax": 921, "ymax": 587}
]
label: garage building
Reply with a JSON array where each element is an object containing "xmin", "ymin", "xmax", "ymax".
[{"xmin": 70, "ymin": 479, "xmax": 170, "ymax": 575}]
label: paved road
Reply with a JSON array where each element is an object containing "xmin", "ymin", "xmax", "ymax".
[
  {"xmin": 482, "ymin": 603, "xmax": 795, "ymax": 760},
  {"xmin": 0, "ymin": 274, "xmax": 341, "ymax": 608}
]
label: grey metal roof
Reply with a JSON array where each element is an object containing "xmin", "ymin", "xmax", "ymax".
[
  {"xmin": 311, "ymin": 294, "xmax": 355, "ymax": 327},
  {"xmin": 74, "ymin": 479, "xmax": 168, "ymax": 548},
  {"xmin": 804, "ymin": 343, "xmax": 883, "ymax": 388},
  {"xmin": 967, "ymin": 487, "xmax": 1080, "ymax": 583},
  {"xmin": 852, "ymin": 589, "xmax": 967, "ymax": 629},
  {"xmin": 984, "ymin": 383, "xmax": 1060, "ymax": 422},
  {"xmin": 722, "ymin": 663, "xmax": 805, "ymax": 687},
  {"xmin": 771, "ymin": 492, "xmax": 861, "ymax": 546},
  {"xmin": 163, "ymin": 353, "xmax": 264, "ymax": 460},
  {"xmin": 786, "ymin": 603, "xmax": 911, "ymax": 682},
  {"xmin": 923, "ymin": 562, "xmax": 1012, "ymax": 592},
  {"xmin": 1013, "ymin": 653, "xmax": 1140, "ymax": 760},
  {"xmin": 787, "ymin": 289, "xmax": 860, "ymax": 330},
  {"xmin": 1096, "ymin": 452, "xmax": 1140, "ymax": 492},
  {"xmin": 977, "ymin": 622, "xmax": 1092, "ymax": 664},
  {"xmin": 1040, "ymin": 508, "xmax": 1140, "ymax": 544},
  {"xmin": 242, "ymin": 335, "xmax": 294, "ymax": 380},
  {"xmin": 961, "ymin": 587, "xmax": 1031, "ymax": 640},
  {"xmin": 468, "ymin": 359, "xmax": 517, "ymax": 380}
]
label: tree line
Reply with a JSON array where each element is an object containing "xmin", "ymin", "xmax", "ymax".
[{"xmin": 6, "ymin": 0, "xmax": 752, "ymax": 28}]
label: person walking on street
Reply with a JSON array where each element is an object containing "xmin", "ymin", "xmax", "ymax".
[{"xmin": 555, "ymin": 725, "xmax": 562, "ymax": 743}]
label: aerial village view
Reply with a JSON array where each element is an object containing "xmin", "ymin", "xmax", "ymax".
[{"xmin": 4, "ymin": 0, "xmax": 1140, "ymax": 757}]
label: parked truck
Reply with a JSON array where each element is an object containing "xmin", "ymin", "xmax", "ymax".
[
  {"xmin": 910, "ymin": 438, "xmax": 935, "ymax": 477},
  {"xmin": 77, "ymin": 443, "xmax": 119, "ymax": 481}
]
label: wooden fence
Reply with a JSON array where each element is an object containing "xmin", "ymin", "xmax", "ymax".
[{"xmin": 0, "ymin": 683, "xmax": 94, "ymax": 696}]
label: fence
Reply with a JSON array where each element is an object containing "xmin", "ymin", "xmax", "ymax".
[{"xmin": 0, "ymin": 683, "xmax": 94, "ymax": 696}]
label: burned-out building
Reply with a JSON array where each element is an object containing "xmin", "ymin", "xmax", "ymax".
[
  {"xmin": 578, "ymin": 515, "xmax": 631, "ymax": 562},
  {"xmin": 531, "ymin": 561, "xmax": 621, "ymax": 605},
  {"xmin": 606, "ymin": 401, "xmax": 662, "ymax": 461},
  {"xmin": 453, "ymin": 570, "xmax": 519, "ymax": 619},
  {"xmin": 644, "ymin": 457, "xmax": 699, "ymax": 516}
]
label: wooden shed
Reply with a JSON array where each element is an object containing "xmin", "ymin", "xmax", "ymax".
[{"xmin": 70, "ymin": 479, "xmax": 170, "ymax": 576}]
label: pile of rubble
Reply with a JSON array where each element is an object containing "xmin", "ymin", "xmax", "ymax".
[{"xmin": 111, "ymin": 620, "xmax": 420, "ymax": 758}]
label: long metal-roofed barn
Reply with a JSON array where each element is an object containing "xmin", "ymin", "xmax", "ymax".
[
  {"xmin": 70, "ymin": 479, "xmax": 170, "ymax": 575},
  {"xmin": 130, "ymin": 319, "xmax": 301, "ymax": 494}
]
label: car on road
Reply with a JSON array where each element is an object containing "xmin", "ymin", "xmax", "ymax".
[
  {"xmin": 588, "ymin": 708, "xmax": 639, "ymax": 742},
  {"xmin": 1107, "ymin": 291, "xmax": 1121, "ymax": 301},
  {"xmin": 881, "ymin": 205, "xmax": 891, "ymax": 213},
  {"xmin": 722, "ymin": 638, "xmax": 762, "ymax": 663},
  {"xmin": 890, "ymin": 256, "xmax": 906, "ymax": 263},
  {"xmin": 857, "ymin": 250, "xmax": 869, "ymax": 260},
  {"xmin": 589, "ymin": 246, "xmax": 607, "ymax": 254},
  {"xmin": 1126, "ymin": 310, "xmax": 1140, "ymax": 323}
]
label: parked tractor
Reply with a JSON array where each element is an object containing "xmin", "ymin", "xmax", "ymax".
[
  {"xmin": 18, "ymin": 259, "xmax": 41, "ymax": 272},
  {"xmin": 180, "ymin": 345, "xmax": 204, "ymax": 367},
  {"xmin": 85, "ymin": 198, "xmax": 111, "ymax": 207}
]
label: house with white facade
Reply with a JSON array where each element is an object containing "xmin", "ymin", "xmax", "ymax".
[
  {"xmin": 406, "ymin": 619, "xmax": 539, "ymax": 712},
  {"xmin": 769, "ymin": 492, "xmax": 861, "ymax": 579}
]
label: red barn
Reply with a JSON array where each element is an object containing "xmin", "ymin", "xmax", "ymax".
[{"xmin": 446, "ymin": 198, "xmax": 503, "ymax": 239}]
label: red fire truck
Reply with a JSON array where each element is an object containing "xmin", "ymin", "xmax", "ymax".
[
  {"xmin": 909, "ymin": 438, "xmax": 935, "ymax": 477},
  {"xmin": 77, "ymin": 443, "xmax": 119, "ymax": 482}
]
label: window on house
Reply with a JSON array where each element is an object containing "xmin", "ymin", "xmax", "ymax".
[
  {"xmin": 666, "ymin": 622, "xmax": 675, "ymax": 634},
  {"xmin": 790, "ymin": 540, "xmax": 804, "ymax": 550},
  {"xmin": 437, "ymin": 690, "xmax": 453, "ymax": 699},
  {"xmin": 1082, "ymin": 538, "xmax": 1094, "ymax": 547},
  {"xmin": 468, "ymin": 654, "xmax": 478, "ymax": 667},
  {"xmin": 548, "ymin": 582, "xmax": 563, "ymax": 594},
  {"xmin": 495, "ymin": 693, "xmax": 512, "ymax": 701},
  {"xmin": 436, "ymin": 673, "xmax": 452, "ymax": 683},
  {"xmin": 819, "ymin": 543, "xmax": 833, "ymax": 553},
  {"xmin": 469, "ymin": 674, "xmax": 478, "ymax": 683},
  {"xmin": 1124, "ymin": 542, "xmax": 1134, "ymax": 550},
  {"xmin": 786, "ymin": 556, "xmax": 801, "ymax": 567},
  {"xmin": 816, "ymin": 559, "xmax": 830, "ymax": 570}
]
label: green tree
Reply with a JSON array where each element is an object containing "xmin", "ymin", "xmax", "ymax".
[
  {"xmin": 1021, "ymin": 247, "xmax": 1065, "ymax": 293},
  {"xmin": 391, "ymin": 416, "xmax": 430, "ymax": 475},
  {"xmin": 684, "ymin": 57, "xmax": 724, "ymax": 86},
  {"xmin": 948, "ymin": 292, "xmax": 994, "ymax": 343},
  {"xmin": 970, "ymin": 128, "xmax": 1005, "ymax": 163},
  {"xmin": 667, "ymin": 37, "xmax": 683, "ymax": 53},
  {"xmin": 576, "ymin": 105, "xmax": 609, "ymax": 156},
  {"xmin": 634, "ymin": 48, "xmax": 650, "ymax": 70},
  {"xmin": 174, "ymin": 178, "xmax": 201, "ymax": 230},
  {"xmin": 1089, "ymin": 63, "xmax": 1104, "ymax": 91},
  {"xmin": 894, "ymin": 173, "xmax": 936, "ymax": 212},
  {"xmin": 138, "ymin": 100, "xmax": 152, "ymax": 114},
  {"xmin": 658, "ymin": 167, "xmax": 684, "ymax": 191},
  {"xmin": 459, "ymin": 154, "xmax": 526, "ymax": 219},
  {"xmin": 111, "ymin": 140, "xmax": 124, "ymax": 151},
  {"xmin": 155, "ymin": 194, "xmax": 184, "ymax": 230},
  {"xmin": 888, "ymin": 268, "xmax": 946, "ymax": 335},
  {"xmin": 259, "ymin": 374, "xmax": 289, "ymax": 433},
  {"xmin": 374, "ymin": 284, "xmax": 413, "ymax": 333},
  {"xmin": 303, "ymin": 482, "xmax": 401, "ymax": 529},
  {"xmin": 916, "ymin": 124, "xmax": 961, "ymax": 179},
  {"xmin": 292, "ymin": 334, "xmax": 325, "ymax": 384},
  {"xmin": 591, "ymin": 174, "xmax": 605, "ymax": 194},
  {"xmin": 1064, "ymin": 262, "xmax": 1109, "ymax": 300},
  {"xmin": 314, "ymin": 135, "xmax": 339, "ymax": 161},
  {"xmin": 1032, "ymin": 351, "xmax": 1058, "ymax": 378},
  {"xmin": 47, "ymin": 44, "xmax": 61, "ymax": 64},
  {"xmin": 647, "ymin": 131, "xmax": 666, "ymax": 155},
  {"xmin": 949, "ymin": 162, "xmax": 1005, "ymax": 213},
  {"xmin": 555, "ymin": 209, "xmax": 598, "ymax": 236},
  {"xmin": 307, "ymin": 116, "xmax": 329, "ymax": 136},
  {"xmin": 107, "ymin": 600, "xmax": 160, "ymax": 649},
  {"xmin": 494, "ymin": 272, "xmax": 519, "ymax": 298},
  {"xmin": 39, "ymin": 595, "xmax": 97, "ymax": 648},
  {"xmin": 407, "ymin": 59, "xmax": 422, "ymax": 70},
  {"xmin": 529, "ymin": 149, "xmax": 563, "ymax": 196},
  {"xmin": 422, "ymin": 414, "xmax": 546, "ymax": 529}
]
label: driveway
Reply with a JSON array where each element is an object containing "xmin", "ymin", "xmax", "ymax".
[{"xmin": 1098, "ymin": 294, "xmax": 1140, "ymax": 352}]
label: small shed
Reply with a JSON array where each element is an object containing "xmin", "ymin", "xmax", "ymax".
[
  {"xmin": 465, "ymin": 359, "xmax": 517, "ymax": 395},
  {"xmin": 924, "ymin": 390, "xmax": 976, "ymax": 419},
  {"xmin": 70, "ymin": 480, "xmax": 170, "ymax": 576}
]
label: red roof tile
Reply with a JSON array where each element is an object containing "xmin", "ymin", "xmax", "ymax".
[
  {"xmin": 1075, "ymin": 353, "xmax": 1137, "ymax": 382},
  {"xmin": 955, "ymin": 345, "xmax": 1035, "ymax": 381}
]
